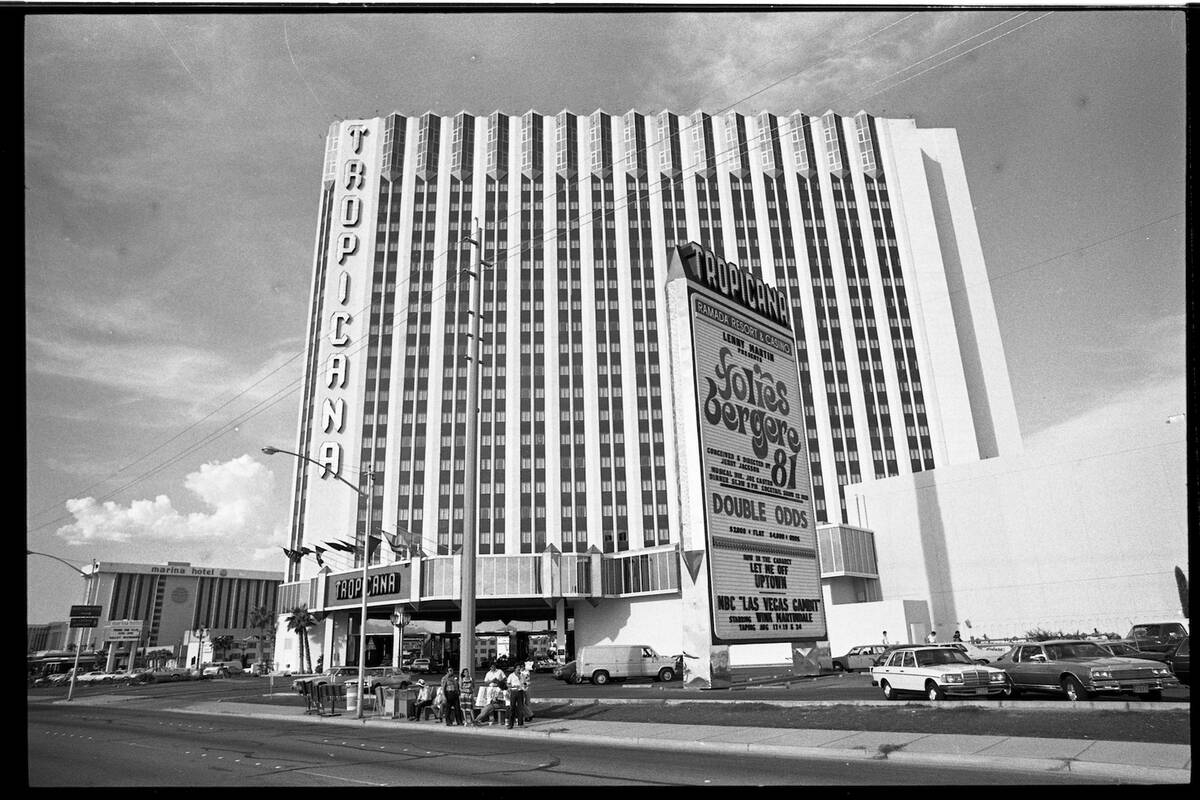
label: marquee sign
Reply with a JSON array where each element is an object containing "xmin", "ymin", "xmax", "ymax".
[
  {"xmin": 674, "ymin": 242, "xmax": 826, "ymax": 644},
  {"xmin": 104, "ymin": 619, "xmax": 145, "ymax": 642},
  {"xmin": 323, "ymin": 562, "xmax": 412, "ymax": 610}
]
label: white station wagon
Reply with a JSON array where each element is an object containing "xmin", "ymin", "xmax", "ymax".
[{"xmin": 871, "ymin": 645, "xmax": 1010, "ymax": 701}]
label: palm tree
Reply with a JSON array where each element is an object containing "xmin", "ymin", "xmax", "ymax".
[
  {"xmin": 285, "ymin": 606, "xmax": 317, "ymax": 673},
  {"xmin": 248, "ymin": 604, "xmax": 277, "ymax": 668},
  {"xmin": 146, "ymin": 648, "xmax": 174, "ymax": 669},
  {"xmin": 210, "ymin": 635, "xmax": 235, "ymax": 661}
]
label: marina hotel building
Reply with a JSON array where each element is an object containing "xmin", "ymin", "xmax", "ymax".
[{"xmin": 277, "ymin": 105, "xmax": 1133, "ymax": 672}]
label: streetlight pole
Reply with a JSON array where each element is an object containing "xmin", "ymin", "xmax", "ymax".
[
  {"xmin": 459, "ymin": 221, "xmax": 488, "ymax": 678},
  {"xmin": 27, "ymin": 550, "xmax": 95, "ymax": 702},
  {"xmin": 262, "ymin": 445, "xmax": 374, "ymax": 719}
]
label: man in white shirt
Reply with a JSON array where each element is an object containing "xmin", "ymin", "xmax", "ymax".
[
  {"xmin": 484, "ymin": 661, "xmax": 506, "ymax": 685},
  {"xmin": 506, "ymin": 664, "xmax": 529, "ymax": 729},
  {"xmin": 926, "ymin": 631, "xmax": 938, "ymax": 643}
]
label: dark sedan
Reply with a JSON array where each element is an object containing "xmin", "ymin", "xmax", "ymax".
[
  {"xmin": 1098, "ymin": 640, "xmax": 1169, "ymax": 662},
  {"xmin": 995, "ymin": 639, "xmax": 1178, "ymax": 701},
  {"xmin": 1166, "ymin": 636, "xmax": 1189, "ymax": 685}
]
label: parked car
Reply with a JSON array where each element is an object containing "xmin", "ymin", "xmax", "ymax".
[
  {"xmin": 1166, "ymin": 636, "xmax": 1189, "ymax": 685},
  {"xmin": 532, "ymin": 657, "xmax": 562, "ymax": 673},
  {"xmin": 831, "ymin": 644, "xmax": 891, "ymax": 672},
  {"xmin": 577, "ymin": 644, "xmax": 677, "ymax": 685},
  {"xmin": 152, "ymin": 667, "xmax": 195, "ymax": 682},
  {"xmin": 994, "ymin": 639, "xmax": 1178, "ymax": 701},
  {"xmin": 124, "ymin": 668, "xmax": 156, "ymax": 685},
  {"xmin": 946, "ymin": 641, "xmax": 1006, "ymax": 664},
  {"xmin": 871, "ymin": 644, "xmax": 909, "ymax": 667},
  {"xmin": 410, "ymin": 658, "xmax": 434, "ymax": 674},
  {"xmin": 300, "ymin": 666, "xmax": 419, "ymax": 693},
  {"xmin": 870, "ymin": 645, "xmax": 1009, "ymax": 700},
  {"xmin": 76, "ymin": 670, "xmax": 115, "ymax": 684},
  {"xmin": 552, "ymin": 660, "xmax": 581, "ymax": 684},
  {"xmin": 201, "ymin": 661, "xmax": 245, "ymax": 678},
  {"xmin": 1097, "ymin": 640, "xmax": 1169, "ymax": 662},
  {"xmin": 329, "ymin": 666, "xmax": 419, "ymax": 691},
  {"xmin": 1125, "ymin": 622, "xmax": 1188, "ymax": 655}
]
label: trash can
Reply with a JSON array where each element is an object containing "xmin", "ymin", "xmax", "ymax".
[{"xmin": 345, "ymin": 681, "xmax": 359, "ymax": 714}]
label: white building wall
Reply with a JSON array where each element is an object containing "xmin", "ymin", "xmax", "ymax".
[
  {"xmin": 844, "ymin": 431, "xmax": 1188, "ymax": 639},
  {"xmin": 572, "ymin": 594, "xmax": 683, "ymax": 655}
]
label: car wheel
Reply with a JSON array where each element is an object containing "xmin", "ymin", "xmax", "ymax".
[
  {"xmin": 1062, "ymin": 675, "xmax": 1090, "ymax": 701},
  {"xmin": 833, "ymin": 662, "xmax": 845, "ymax": 672},
  {"xmin": 1001, "ymin": 683, "xmax": 1019, "ymax": 698},
  {"xmin": 881, "ymin": 680, "xmax": 898, "ymax": 700},
  {"xmin": 657, "ymin": 667, "xmax": 675, "ymax": 682},
  {"xmin": 571, "ymin": 673, "xmax": 583, "ymax": 685},
  {"xmin": 171, "ymin": 673, "xmax": 181, "ymax": 682},
  {"xmin": 592, "ymin": 670, "xmax": 610, "ymax": 685},
  {"xmin": 926, "ymin": 681, "xmax": 945, "ymax": 701}
]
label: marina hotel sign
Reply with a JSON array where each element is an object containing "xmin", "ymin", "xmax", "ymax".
[{"xmin": 672, "ymin": 241, "xmax": 826, "ymax": 645}]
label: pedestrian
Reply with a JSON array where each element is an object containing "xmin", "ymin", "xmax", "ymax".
[
  {"xmin": 315, "ymin": 655, "xmax": 324, "ymax": 673},
  {"xmin": 473, "ymin": 679, "xmax": 506, "ymax": 725},
  {"xmin": 440, "ymin": 666, "xmax": 463, "ymax": 726},
  {"xmin": 506, "ymin": 662, "xmax": 529, "ymax": 729},
  {"xmin": 412, "ymin": 679, "xmax": 435, "ymax": 720},
  {"xmin": 952, "ymin": 630, "xmax": 962, "ymax": 643},
  {"xmin": 881, "ymin": 631, "xmax": 889, "ymax": 645},
  {"xmin": 926, "ymin": 630, "xmax": 938, "ymax": 643},
  {"xmin": 459, "ymin": 668, "xmax": 476, "ymax": 726},
  {"xmin": 484, "ymin": 660, "xmax": 506, "ymax": 686},
  {"xmin": 432, "ymin": 684, "xmax": 446, "ymax": 721}
]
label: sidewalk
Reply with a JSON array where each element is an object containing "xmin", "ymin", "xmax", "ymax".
[{"xmin": 159, "ymin": 697, "xmax": 1188, "ymax": 784}]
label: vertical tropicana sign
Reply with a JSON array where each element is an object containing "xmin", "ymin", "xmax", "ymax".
[
  {"xmin": 319, "ymin": 122, "xmax": 373, "ymax": 480},
  {"xmin": 668, "ymin": 242, "xmax": 825, "ymax": 648}
]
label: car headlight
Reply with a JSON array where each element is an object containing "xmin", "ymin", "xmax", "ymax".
[
  {"xmin": 944, "ymin": 673, "xmax": 963, "ymax": 683},
  {"xmin": 1153, "ymin": 668, "xmax": 1170, "ymax": 676},
  {"xmin": 1090, "ymin": 669, "xmax": 1112, "ymax": 680},
  {"xmin": 989, "ymin": 672, "xmax": 1006, "ymax": 682}
]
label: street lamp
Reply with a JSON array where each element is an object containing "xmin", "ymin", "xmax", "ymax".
[
  {"xmin": 27, "ymin": 549, "xmax": 96, "ymax": 702},
  {"xmin": 262, "ymin": 445, "xmax": 375, "ymax": 719}
]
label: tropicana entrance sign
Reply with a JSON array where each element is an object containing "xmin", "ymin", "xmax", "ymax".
[{"xmin": 666, "ymin": 242, "xmax": 826, "ymax": 689}]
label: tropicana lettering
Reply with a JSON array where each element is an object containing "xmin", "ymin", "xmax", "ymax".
[
  {"xmin": 334, "ymin": 571, "xmax": 400, "ymax": 601},
  {"xmin": 678, "ymin": 241, "xmax": 790, "ymax": 328},
  {"xmin": 319, "ymin": 123, "xmax": 370, "ymax": 479}
]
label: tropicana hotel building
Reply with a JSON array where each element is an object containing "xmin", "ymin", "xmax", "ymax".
[{"xmin": 274, "ymin": 107, "xmax": 1031, "ymax": 677}]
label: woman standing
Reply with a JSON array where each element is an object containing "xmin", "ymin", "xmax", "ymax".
[{"xmin": 459, "ymin": 668, "xmax": 476, "ymax": 725}]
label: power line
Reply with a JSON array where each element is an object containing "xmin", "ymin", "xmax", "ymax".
[{"xmin": 31, "ymin": 13, "xmax": 1089, "ymax": 537}]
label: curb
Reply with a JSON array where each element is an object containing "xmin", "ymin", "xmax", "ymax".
[
  {"xmin": 531, "ymin": 696, "xmax": 1189, "ymax": 712},
  {"xmin": 174, "ymin": 702, "xmax": 1190, "ymax": 784}
]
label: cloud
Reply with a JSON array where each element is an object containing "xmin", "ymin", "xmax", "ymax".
[{"xmin": 56, "ymin": 455, "xmax": 285, "ymax": 546}]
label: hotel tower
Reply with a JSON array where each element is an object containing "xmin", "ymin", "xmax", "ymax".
[{"xmin": 277, "ymin": 108, "xmax": 1022, "ymax": 666}]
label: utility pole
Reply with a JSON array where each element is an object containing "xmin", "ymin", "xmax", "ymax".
[
  {"xmin": 459, "ymin": 220, "xmax": 488, "ymax": 677},
  {"xmin": 356, "ymin": 465, "xmax": 374, "ymax": 719}
]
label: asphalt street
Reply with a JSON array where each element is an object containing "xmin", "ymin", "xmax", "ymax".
[{"xmin": 28, "ymin": 702, "xmax": 1110, "ymax": 786}]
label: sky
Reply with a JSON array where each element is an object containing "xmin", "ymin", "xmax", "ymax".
[{"xmin": 25, "ymin": 8, "xmax": 1188, "ymax": 623}]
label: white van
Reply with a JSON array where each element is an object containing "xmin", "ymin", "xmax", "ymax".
[{"xmin": 577, "ymin": 645, "xmax": 678, "ymax": 685}]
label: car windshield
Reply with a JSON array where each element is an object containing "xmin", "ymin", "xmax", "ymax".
[
  {"xmin": 914, "ymin": 648, "xmax": 973, "ymax": 667},
  {"xmin": 1044, "ymin": 642, "xmax": 1108, "ymax": 660}
]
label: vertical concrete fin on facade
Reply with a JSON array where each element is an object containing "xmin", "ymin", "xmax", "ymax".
[
  {"xmin": 921, "ymin": 128, "xmax": 1023, "ymax": 458},
  {"xmin": 873, "ymin": 118, "xmax": 980, "ymax": 466}
]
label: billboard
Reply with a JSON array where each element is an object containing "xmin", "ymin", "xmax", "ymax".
[{"xmin": 677, "ymin": 242, "xmax": 826, "ymax": 643}]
